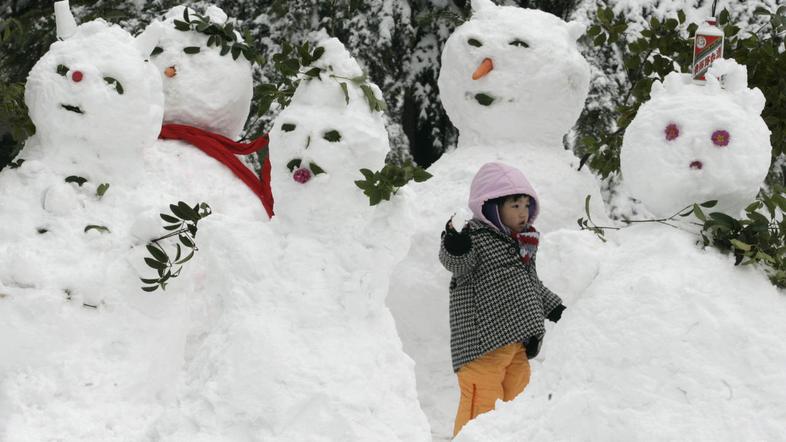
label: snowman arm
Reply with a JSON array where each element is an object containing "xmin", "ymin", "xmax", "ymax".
[{"xmin": 439, "ymin": 233, "xmax": 477, "ymax": 276}]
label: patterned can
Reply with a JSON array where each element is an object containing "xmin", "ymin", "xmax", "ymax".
[{"xmin": 692, "ymin": 18, "xmax": 724, "ymax": 82}]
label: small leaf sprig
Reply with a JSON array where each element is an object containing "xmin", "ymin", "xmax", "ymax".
[
  {"xmin": 254, "ymin": 41, "xmax": 325, "ymax": 116},
  {"xmin": 166, "ymin": 8, "xmax": 261, "ymax": 63},
  {"xmin": 140, "ymin": 201, "xmax": 212, "ymax": 292},
  {"xmin": 354, "ymin": 160, "xmax": 432, "ymax": 206}
]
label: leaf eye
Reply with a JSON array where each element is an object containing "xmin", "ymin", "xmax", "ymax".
[
  {"xmin": 183, "ymin": 46, "xmax": 201, "ymax": 54},
  {"xmin": 151, "ymin": 46, "xmax": 163, "ymax": 56},
  {"xmin": 509, "ymin": 39, "xmax": 529, "ymax": 48},
  {"xmin": 323, "ymin": 130, "xmax": 342, "ymax": 142},
  {"xmin": 281, "ymin": 123, "xmax": 296, "ymax": 132},
  {"xmin": 103, "ymin": 77, "xmax": 124, "ymax": 95},
  {"xmin": 286, "ymin": 158, "xmax": 302, "ymax": 172},
  {"xmin": 56, "ymin": 64, "xmax": 69, "ymax": 76},
  {"xmin": 468, "ymin": 38, "xmax": 482, "ymax": 47}
]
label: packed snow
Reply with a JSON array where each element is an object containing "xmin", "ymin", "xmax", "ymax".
[{"xmin": 1, "ymin": 1, "xmax": 785, "ymax": 441}]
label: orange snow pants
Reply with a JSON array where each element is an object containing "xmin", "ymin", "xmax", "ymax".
[{"xmin": 453, "ymin": 342, "xmax": 530, "ymax": 437}]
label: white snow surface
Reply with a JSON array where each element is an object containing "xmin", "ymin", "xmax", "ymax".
[
  {"xmin": 2, "ymin": 3, "xmax": 786, "ymax": 442},
  {"xmin": 620, "ymin": 60, "xmax": 771, "ymax": 218}
]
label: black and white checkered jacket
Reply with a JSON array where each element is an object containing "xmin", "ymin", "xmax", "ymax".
[{"xmin": 439, "ymin": 219, "xmax": 562, "ymax": 372}]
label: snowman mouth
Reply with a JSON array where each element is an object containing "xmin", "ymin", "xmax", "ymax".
[
  {"xmin": 61, "ymin": 104, "xmax": 84, "ymax": 114},
  {"xmin": 286, "ymin": 158, "xmax": 325, "ymax": 183},
  {"xmin": 689, "ymin": 160, "xmax": 703, "ymax": 170}
]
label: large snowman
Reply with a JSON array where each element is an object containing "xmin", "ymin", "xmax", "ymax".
[
  {"xmin": 387, "ymin": 0, "xmax": 607, "ymax": 436},
  {"xmin": 0, "ymin": 3, "xmax": 200, "ymax": 439},
  {"xmin": 621, "ymin": 59, "xmax": 772, "ymax": 218},
  {"xmin": 146, "ymin": 37, "xmax": 430, "ymax": 441},
  {"xmin": 143, "ymin": 4, "xmax": 272, "ymax": 219}
]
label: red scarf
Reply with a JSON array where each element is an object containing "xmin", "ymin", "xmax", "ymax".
[
  {"xmin": 158, "ymin": 124, "xmax": 274, "ymax": 218},
  {"xmin": 512, "ymin": 225, "xmax": 539, "ymax": 264}
]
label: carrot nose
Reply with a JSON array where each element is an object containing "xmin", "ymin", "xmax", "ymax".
[
  {"xmin": 472, "ymin": 58, "xmax": 494, "ymax": 80},
  {"xmin": 164, "ymin": 66, "xmax": 177, "ymax": 78}
]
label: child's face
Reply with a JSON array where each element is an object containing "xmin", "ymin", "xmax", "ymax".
[{"xmin": 499, "ymin": 196, "xmax": 530, "ymax": 234}]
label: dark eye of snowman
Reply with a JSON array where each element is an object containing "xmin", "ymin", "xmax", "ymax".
[
  {"xmin": 151, "ymin": 47, "xmax": 163, "ymax": 57},
  {"xmin": 183, "ymin": 46, "xmax": 201, "ymax": 54},
  {"xmin": 281, "ymin": 123, "xmax": 297, "ymax": 132},
  {"xmin": 509, "ymin": 39, "xmax": 529, "ymax": 48},
  {"xmin": 664, "ymin": 123, "xmax": 679, "ymax": 141},
  {"xmin": 468, "ymin": 38, "xmax": 483, "ymax": 47},
  {"xmin": 56, "ymin": 64, "xmax": 69, "ymax": 76},
  {"xmin": 103, "ymin": 77, "xmax": 125, "ymax": 95},
  {"xmin": 323, "ymin": 130, "xmax": 342, "ymax": 142}
]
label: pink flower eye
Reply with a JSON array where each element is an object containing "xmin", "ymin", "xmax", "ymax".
[
  {"xmin": 664, "ymin": 124, "xmax": 679, "ymax": 141},
  {"xmin": 711, "ymin": 130, "xmax": 730, "ymax": 147}
]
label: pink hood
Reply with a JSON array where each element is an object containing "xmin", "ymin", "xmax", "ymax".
[{"xmin": 468, "ymin": 162, "xmax": 540, "ymax": 228}]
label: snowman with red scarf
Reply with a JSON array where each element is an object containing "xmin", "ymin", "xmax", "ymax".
[{"xmin": 143, "ymin": 4, "xmax": 273, "ymax": 219}]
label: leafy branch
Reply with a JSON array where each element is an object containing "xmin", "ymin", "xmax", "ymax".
[
  {"xmin": 169, "ymin": 8, "xmax": 262, "ymax": 63},
  {"xmin": 354, "ymin": 160, "xmax": 432, "ymax": 205},
  {"xmin": 140, "ymin": 201, "xmax": 212, "ymax": 292},
  {"xmin": 577, "ymin": 195, "xmax": 715, "ymax": 242}
]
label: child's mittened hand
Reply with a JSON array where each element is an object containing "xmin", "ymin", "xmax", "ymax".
[
  {"xmin": 547, "ymin": 304, "xmax": 566, "ymax": 323},
  {"xmin": 450, "ymin": 208, "xmax": 472, "ymax": 232},
  {"xmin": 443, "ymin": 219, "xmax": 472, "ymax": 256}
]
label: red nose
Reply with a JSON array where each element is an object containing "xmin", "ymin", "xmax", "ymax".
[{"xmin": 71, "ymin": 71, "xmax": 83, "ymax": 82}]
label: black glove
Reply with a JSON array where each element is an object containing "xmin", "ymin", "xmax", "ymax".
[
  {"xmin": 547, "ymin": 304, "xmax": 566, "ymax": 323},
  {"xmin": 524, "ymin": 335, "xmax": 542, "ymax": 359},
  {"xmin": 442, "ymin": 220, "xmax": 471, "ymax": 256}
]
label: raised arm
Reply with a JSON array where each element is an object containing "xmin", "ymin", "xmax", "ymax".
[{"xmin": 438, "ymin": 221, "xmax": 477, "ymax": 276}]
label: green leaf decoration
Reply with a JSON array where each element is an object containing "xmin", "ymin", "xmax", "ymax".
[
  {"xmin": 151, "ymin": 46, "xmax": 163, "ymax": 56},
  {"xmin": 339, "ymin": 82, "xmax": 350, "ymax": 105},
  {"xmin": 96, "ymin": 183, "xmax": 110, "ymax": 198},
  {"xmin": 509, "ymin": 39, "xmax": 529, "ymax": 47},
  {"xmin": 468, "ymin": 38, "xmax": 482, "ymax": 47},
  {"xmin": 103, "ymin": 77, "xmax": 124, "ymax": 94},
  {"xmin": 160, "ymin": 213, "xmax": 179, "ymax": 223},
  {"xmin": 286, "ymin": 158, "xmax": 302, "ymax": 171},
  {"xmin": 323, "ymin": 130, "xmax": 341, "ymax": 142},
  {"xmin": 281, "ymin": 123, "xmax": 296, "ymax": 132},
  {"xmin": 474, "ymin": 93, "xmax": 494, "ymax": 106},
  {"xmin": 65, "ymin": 175, "xmax": 87, "ymax": 186},
  {"xmin": 56, "ymin": 64, "xmax": 68, "ymax": 76},
  {"xmin": 146, "ymin": 244, "xmax": 169, "ymax": 263},
  {"xmin": 309, "ymin": 162, "xmax": 325, "ymax": 175},
  {"xmin": 183, "ymin": 46, "xmax": 201, "ymax": 54},
  {"xmin": 84, "ymin": 225, "xmax": 110, "ymax": 234},
  {"xmin": 312, "ymin": 46, "xmax": 325, "ymax": 61},
  {"xmin": 173, "ymin": 20, "xmax": 190, "ymax": 31}
]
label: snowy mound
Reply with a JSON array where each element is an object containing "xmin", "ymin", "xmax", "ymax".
[
  {"xmin": 24, "ymin": 13, "xmax": 163, "ymax": 183},
  {"xmin": 456, "ymin": 225, "xmax": 786, "ymax": 440},
  {"xmin": 148, "ymin": 4, "xmax": 253, "ymax": 139},
  {"xmin": 438, "ymin": 0, "xmax": 590, "ymax": 147},
  {"xmin": 621, "ymin": 60, "xmax": 771, "ymax": 217}
]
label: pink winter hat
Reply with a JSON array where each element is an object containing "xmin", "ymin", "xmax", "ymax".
[{"xmin": 468, "ymin": 162, "xmax": 540, "ymax": 227}]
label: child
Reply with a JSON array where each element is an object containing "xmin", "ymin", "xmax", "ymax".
[{"xmin": 439, "ymin": 162, "xmax": 566, "ymax": 437}]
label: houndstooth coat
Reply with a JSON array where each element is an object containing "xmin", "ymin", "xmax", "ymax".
[{"xmin": 440, "ymin": 219, "xmax": 562, "ymax": 372}]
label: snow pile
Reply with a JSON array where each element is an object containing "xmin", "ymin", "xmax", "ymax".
[
  {"xmin": 456, "ymin": 224, "xmax": 786, "ymax": 441},
  {"xmin": 147, "ymin": 5, "xmax": 253, "ymax": 139},
  {"xmin": 621, "ymin": 59, "xmax": 771, "ymax": 217}
]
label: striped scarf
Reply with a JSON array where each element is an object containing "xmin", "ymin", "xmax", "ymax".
[{"xmin": 513, "ymin": 225, "xmax": 539, "ymax": 264}]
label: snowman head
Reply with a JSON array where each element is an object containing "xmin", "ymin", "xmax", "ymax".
[
  {"xmin": 268, "ymin": 38, "xmax": 389, "ymax": 227},
  {"xmin": 147, "ymin": 4, "xmax": 253, "ymax": 140},
  {"xmin": 25, "ymin": 0, "xmax": 163, "ymax": 179},
  {"xmin": 438, "ymin": 0, "xmax": 590, "ymax": 147},
  {"xmin": 620, "ymin": 59, "xmax": 772, "ymax": 217}
]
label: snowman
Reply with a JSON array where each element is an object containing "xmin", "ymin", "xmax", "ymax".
[
  {"xmin": 146, "ymin": 37, "xmax": 430, "ymax": 440},
  {"xmin": 620, "ymin": 59, "xmax": 772, "ymax": 218},
  {"xmin": 387, "ymin": 0, "xmax": 607, "ymax": 435},
  {"xmin": 144, "ymin": 4, "xmax": 273, "ymax": 218},
  {"xmin": 0, "ymin": 3, "xmax": 200, "ymax": 439}
]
